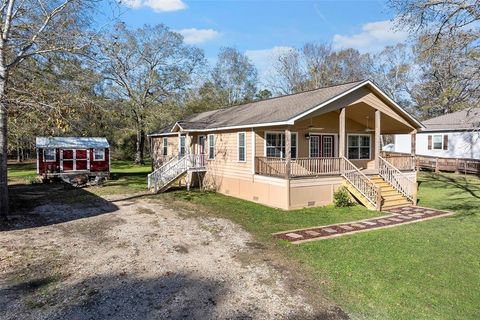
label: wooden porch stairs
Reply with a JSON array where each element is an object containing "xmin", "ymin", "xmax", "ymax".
[
  {"xmin": 370, "ymin": 175, "xmax": 411, "ymax": 210},
  {"xmin": 343, "ymin": 175, "xmax": 411, "ymax": 211}
]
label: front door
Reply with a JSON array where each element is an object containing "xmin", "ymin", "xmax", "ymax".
[
  {"xmin": 322, "ymin": 135, "xmax": 334, "ymax": 157},
  {"xmin": 62, "ymin": 150, "xmax": 74, "ymax": 171},
  {"xmin": 309, "ymin": 135, "xmax": 335, "ymax": 157},
  {"xmin": 198, "ymin": 136, "xmax": 206, "ymax": 166},
  {"xmin": 76, "ymin": 149, "xmax": 89, "ymax": 171}
]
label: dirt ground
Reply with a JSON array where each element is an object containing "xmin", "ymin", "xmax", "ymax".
[{"xmin": 0, "ymin": 190, "xmax": 347, "ymax": 320}]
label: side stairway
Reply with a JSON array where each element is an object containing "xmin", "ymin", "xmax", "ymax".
[{"xmin": 148, "ymin": 154, "xmax": 206, "ymax": 193}]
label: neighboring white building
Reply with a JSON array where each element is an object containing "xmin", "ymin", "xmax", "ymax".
[{"xmin": 393, "ymin": 108, "xmax": 480, "ymax": 159}]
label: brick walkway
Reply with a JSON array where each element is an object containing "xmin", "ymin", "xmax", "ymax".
[{"xmin": 273, "ymin": 206, "xmax": 454, "ymax": 244}]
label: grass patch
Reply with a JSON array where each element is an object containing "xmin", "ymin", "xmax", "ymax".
[{"xmin": 157, "ymin": 172, "xmax": 480, "ymax": 320}]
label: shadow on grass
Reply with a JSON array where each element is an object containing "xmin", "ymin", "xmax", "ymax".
[
  {"xmin": 421, "ymin": 172, "xmax": 480, "ymax": 199},
  {"xmin": 2, "ymin": 183, "xmax": 120, "ymax": 231}
]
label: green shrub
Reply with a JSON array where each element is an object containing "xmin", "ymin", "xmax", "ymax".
[{"xmin": 333, "ymin": 186, "xmax": 355, "ymax": 207}]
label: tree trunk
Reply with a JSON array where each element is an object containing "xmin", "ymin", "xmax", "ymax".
[
  {"xmin": 0, "ymin": 76, "xmax": 8, "ymax": 217},
  {"xmin": 134, "ymin": 129, "xmax": 145, "ymax": 165}
]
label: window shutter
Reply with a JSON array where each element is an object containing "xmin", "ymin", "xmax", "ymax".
[
  {"xmin": 443, "ymin": 135, "xmax": 448, "ymax": 150},
  {"xmin": 427, "ymin": 135, "xmax": 432, "ymax": 150}
]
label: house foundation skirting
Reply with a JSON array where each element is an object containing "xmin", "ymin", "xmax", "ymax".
[{"xmin": 202, "ymin": 172, "xmax": 344, "ymax": 210}]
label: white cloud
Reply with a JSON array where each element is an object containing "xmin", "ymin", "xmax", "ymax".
[
  {"xmin": 122, "ymin": 0, "xmax": 187, "ymax": 12},
  {"xmin": 333, "ymin": 20, "xmax": 408, "ymax": 53},
  {"xmin": 177, "ymin": 28, "xmax": 220, "ymax": 44},
  {"xmin": 245, "ymin": 46, "xmax": 294, "ymax": 86}
]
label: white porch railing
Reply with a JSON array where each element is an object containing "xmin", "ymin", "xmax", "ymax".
[
  {"xmin": 378, "ymin": 156, "xmax": 416, "ymax": 203},
  {"xmin": 341, "ymin": 157, "xmax": 381, "ymax": 210},
  {"xmin": 148, "ymin": 154, "xmax": 206, "ymax": 193},
  {"xmin": 254, "ymin": 157, "xmax": 341, "ymax": 177}
]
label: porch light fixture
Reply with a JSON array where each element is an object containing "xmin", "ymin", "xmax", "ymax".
[{"xmin": 305, "ymin": 133, "xmax": 311, "ymax": 140}]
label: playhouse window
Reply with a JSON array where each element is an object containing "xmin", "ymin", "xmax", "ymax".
[
  {"xmin": 44, "ymin": 149, "xmax": 56, "ymax": 162},
  {"xmin": 94, "ymin": 149, "xmax": 105, "ymax": 161}
]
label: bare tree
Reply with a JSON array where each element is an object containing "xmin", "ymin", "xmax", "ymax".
[
  {"xmin": 269, "ymin": 48, "xmax": 307, "ymax": 94},
  {"xmin": 98, "ymin": 23, "xmax": 204, "ymax": 164},
  {"xmin": 0, "ymin": 0, "xmax": 95, "ymax": 217},
  {"xmin": 390, "ymin": 0, "xmax": 480, "ymax": 49},
  {"xmin": 411, "ymin": 32, "xmax": 480, "ymax": 118},
  {"xmin": 368, "ymin": 43, "xmax": 413, "ymax": 103},
  {"xmin": 211, "ymin": 47, "xmax": 258, "ymax": 106}
]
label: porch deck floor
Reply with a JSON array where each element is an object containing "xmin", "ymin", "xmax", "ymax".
[{"xmin": 273, "ymin": 206, "xmax": 454, "ymax": 244}]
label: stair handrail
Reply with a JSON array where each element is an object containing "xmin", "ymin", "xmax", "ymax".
[
  {"xmin": 154, "ymin": 155, "xmax": 189, "ymax": 192},
  {"xmin": 378, "ymin": 156, "xmax": 416, "ymax": 203},
  {"xmin": 147, "ymin": 155, "xmax": 181, "ymax": 189},
  {"xmin": 341, "ymin": 157, "xmax": 381, "ymax": 210}
]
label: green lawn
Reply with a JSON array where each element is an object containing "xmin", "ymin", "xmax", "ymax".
[
  {"xmin": 7, "ymin": 160, "xmax": 151, "ymax": 195},
  {"xmin": 7, "ymin": 162, "xmax": 480, "ymax": 319},
  {"xmin": 158, "ymin": 172, "xmax": 480, "ymax": 320}
]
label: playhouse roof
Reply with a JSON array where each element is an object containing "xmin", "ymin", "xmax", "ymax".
[{"xmin": 36, "ymin": 137, "xmax": 110, "ymax": 149}]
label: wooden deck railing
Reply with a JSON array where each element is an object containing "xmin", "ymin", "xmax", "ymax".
[
  {"xmin": 255, "ymin": 157, "xmax": 341, "ymax": 178},
  {"xmin": 379, "ymin": 152, "xmax": 416, "ymax": 171},
  {"xmin": 341, "ymin": 156, "xmax": 381, "ymax": 210},
  {"xmin": 382, "ymin": 151, "xmax": 480, "ymax": 174},
  {"xmin": 378, "ymin": 156, "xmax": 416, "ymax": 203}
]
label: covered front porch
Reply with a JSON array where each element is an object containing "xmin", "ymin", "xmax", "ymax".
[{"xmin": 253, "ymin": 101, "xmax": 418, "ymax": 179}]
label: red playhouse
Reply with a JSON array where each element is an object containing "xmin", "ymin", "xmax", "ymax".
[{"xmin": 36, "ymin": 137, "xmax": 110, "ymax": 183}]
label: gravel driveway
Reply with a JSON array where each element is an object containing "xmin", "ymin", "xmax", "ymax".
[{"xmin": 0, "ymin": 195, "xmax": 347, "ymax": 319}]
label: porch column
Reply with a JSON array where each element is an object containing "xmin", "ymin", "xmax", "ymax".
[
  {"xmin": 411, "ymin": 129, "xmax": 417, "ymax": 171},
  {"xmin": 285, "ymin": 128, "xmax": 291, "ymax": 179},
  {"xmin": 177, "ymin": 132, "xmax": 181, "ymax": 157},
  {"xmin": 375, "ymin": 109, "xmax": 381, "ymax": 170},
  {"xmin": 410, "ymin": 130, "xmax": 416, "ymax": 156},
  {"xmin": 339, "ymin": 108, "xmax": 346, "ymax": 158}
]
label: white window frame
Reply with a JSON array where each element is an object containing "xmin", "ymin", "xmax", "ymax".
[
  {"xmin": 263, "ymin": 131, "xmax": 298, "ymax": 159},
  {"xmin": 237, "ymin": 132, "xmax": 246, "ymax": 162},
  {"xmin": 93, "ymin": 148, "xmax": 105, "ymax": 161},
  {"xmin": 179, "ymin": 136, "xmax": 186, "ymax": 157},
  {"xmin": 432, "ymin": 134, "xmax": 444, "ymax": 150},
  {"xmin": 208, "ymin": 134, "xmax": 215, "ymax": 160},
  {"xmin": 162, "ymin": 137, "xmax": 168, "ymax": 156},
  {"xmin": 347, "ymin": 134, "xmax": 371, "ymax": 160},
  {"xmin": 43, "ymin": 148, "xmax": 56, "ymax": 162}
]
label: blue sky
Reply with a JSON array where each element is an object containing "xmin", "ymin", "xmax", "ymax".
[{"xmin": 107, "ymin": 0, "xmax": 408, "ymax": 84}]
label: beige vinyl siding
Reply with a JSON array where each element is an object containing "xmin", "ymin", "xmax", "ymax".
[
  {"xmin": 204, "ymin": 130, "xmax": 253, "ymax": 179},
  {"xmin": 151, "ymin": 136, "xmax": 179, "ymax": 169}
]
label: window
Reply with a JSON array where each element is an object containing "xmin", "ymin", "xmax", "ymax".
[
  {"xmin": 179, "ymin": 136, "xmax": 186, "ymax": 156},
  {"xmin": 93, "ymin": 149, "xmax": 105, "ymax": 161},
  {"xmin": 428, "ymin": 134, "xmax": 448, "ymax": 150},
  {"xmin": 265, "ymin": 132, "xmax": 297, "ymax": 158},
  {"xmin": 238, "ymin": 132, "xmax": 246, "ymax": 162},
  {"xmin": 347, "ymin": 134, "xmax": 371, "ymax": 160},
  {"xmin": 433, "ymin": 134, "xmax": 443, "ymax": 150},
  {"xmin": 208, "ymin": 134, "xmax": 215, "ymax": 160},
  {"xmin": 162, "ymin": 137, "xmax": 168, "ymax": 156},
  {"xmin": 44, "ymin": 149, "xmax": 56, "ymax": 162}
]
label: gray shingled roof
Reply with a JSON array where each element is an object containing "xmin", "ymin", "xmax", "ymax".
[
  {"xmin": 422, "ymin": 108, "xmax": 480, "ymax": 131},
  {"xmin": 149, "ymin": 80, "xmax": 366, "ymax": 135},
  {"xmin": 177, "ymin": 80, "xmax": 364, "ymax": 130},
  {"xmin": 36, "ymin": 137, "xmax": 110, "ymax": 148},
  {"xmin": 150, "ymin": 79, "xmax": 423, "ymax": 136}
]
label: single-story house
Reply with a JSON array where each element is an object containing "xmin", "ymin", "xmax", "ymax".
[
  {"xmin": 36, "ymin": 137, "xmax": 110, "ymax": 179},
  {"xmin": 393, "ymin": 108, "xmax": 480, "ymax": 159},
  {"xmin": 148, "ymin": 80, "xmax": 423, "ymax": 211}
]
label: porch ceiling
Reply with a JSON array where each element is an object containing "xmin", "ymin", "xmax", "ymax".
[{"xmin": 346, "ymin": 102, "xmax": 414, "ymax": 134}]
